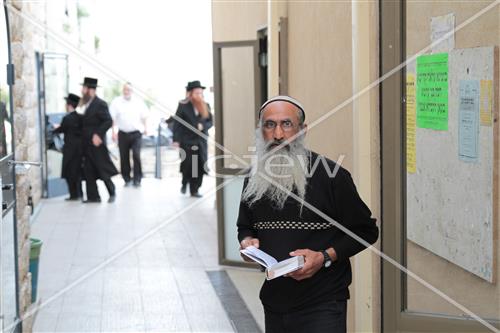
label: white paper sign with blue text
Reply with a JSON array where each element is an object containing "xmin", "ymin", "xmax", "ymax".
[{"xmin": 458, "ymin": 80, "xmax": 480, "ymax": 162}]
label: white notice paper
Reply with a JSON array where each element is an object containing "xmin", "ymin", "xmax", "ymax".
[{"xmin": 430, "ymin": 13, "xmax": 455, "ymax": 53}]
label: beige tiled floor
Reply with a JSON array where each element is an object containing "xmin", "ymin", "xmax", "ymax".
[{"xmin": 31, "ymin": 175, "xmax": 265, "ymax": 332}]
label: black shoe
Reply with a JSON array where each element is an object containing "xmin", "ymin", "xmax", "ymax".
[
  {"xmin": 181, "ymin": 185, "xmax": 187, "ymax": 194},
  {"xmin": 190, "ymin": 192, "xmax": 202, "ymax": 198},
  {"xmin": 65, "ymin": 197, "xmax": 81, "ymax": 201},
  {"xmin": 83, "ymin": 198, "xmax": 101, "ymax": 203},
  {"xmin": 133, "ymin": 181, "xmax": 141, "ymax": 188},
  {"xmin": 108, "ymin": 195, "xmax": 116, "ymax": 203},
  {"xmin": 124, "ymin": 180, "xmax": 132, "ymax": 187}
]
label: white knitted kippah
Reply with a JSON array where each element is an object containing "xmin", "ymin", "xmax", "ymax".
[{"xmin": 258, "ymin": 95, "xmax": 305, "ymax": 120}]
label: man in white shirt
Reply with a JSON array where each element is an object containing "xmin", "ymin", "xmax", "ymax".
[{"xmin": 110, "ymin": 83, "xmax": 149, "ymax": 187}]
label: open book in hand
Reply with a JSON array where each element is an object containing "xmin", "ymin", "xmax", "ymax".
[{"xmin": 240, "ymin": 246, "xmax": 305, "ymax": 280}]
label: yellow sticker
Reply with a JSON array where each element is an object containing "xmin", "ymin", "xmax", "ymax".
[
  {"xmin": 480, "ymin": 80, "xmax": 493, "ymax": 126},
  {"xmin": 407, "ymin": 74, "xmax": 417, "ymax": 173}
]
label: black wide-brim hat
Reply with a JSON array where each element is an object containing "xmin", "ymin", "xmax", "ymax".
[
  {"xmin": 80, "ymin": 77, "xmax": 99, "ymax": 88},
  {"xmin": 64, "ymin": 93, "xmax": 81, "ymax": 108},
  {"xmin": 186, "ymin": 80, "xmax": 206, "ymax": 91}
]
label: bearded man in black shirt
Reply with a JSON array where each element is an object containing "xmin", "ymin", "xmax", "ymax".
[{"xmin": 237, "ymin": 96, "xmax": 379, "ymax": 333}]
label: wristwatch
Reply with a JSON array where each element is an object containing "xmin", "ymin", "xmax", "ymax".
[{"xmin": 322, "ymin": 250, "xmax": 332, "ymax": 268}]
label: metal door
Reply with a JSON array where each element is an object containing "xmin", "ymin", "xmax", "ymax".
[
  {"xmin": 213, "ymin": 40, "xmax": 262, "ymax": 266},
  {"xmin": 0, "ymin": 2, "xmax": 20, "ymax": 332}
]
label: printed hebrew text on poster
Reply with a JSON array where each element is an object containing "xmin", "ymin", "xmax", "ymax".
[
  {"xmin": 458, "ymin": 80, "xmax": 480, "ymax": 162},
  {"xmin": 406, "ymin": 74, "xmax": 417, "ymax": 173},
  {"xmin": 416, "ymin": 53, "xmax": 449, "ymax": 130}
]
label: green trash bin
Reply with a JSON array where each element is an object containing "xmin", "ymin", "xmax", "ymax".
[{"xmin": 29, "ymin": 238, "xmax": 43, "ymax": 303}]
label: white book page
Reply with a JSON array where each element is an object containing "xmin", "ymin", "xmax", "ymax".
[
  {"xmin": 266, "ymin": 256, "xmax": 304, "ymax": 280},
  {"xmin": 240, "ymin": 246, "xmax": 278, "ymax": 268}
]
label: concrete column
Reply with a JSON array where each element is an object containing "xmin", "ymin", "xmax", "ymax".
[
  {"xmin": 9, "ymin": 1, "xmax": 47, "ymax": 331},
  {"xmin": 352, "ymin": 0, "xmax": 380, "ymax": 332}
]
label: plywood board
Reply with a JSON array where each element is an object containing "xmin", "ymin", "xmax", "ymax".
[{"xmin": 407, "ymin": 46, "xmax": 498, "ymax": 282}]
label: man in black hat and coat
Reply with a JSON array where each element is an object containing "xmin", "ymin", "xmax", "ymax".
[
  {"xmin": 80, "ymin": 77, "xmax": 118, "ymax": 203},
  {"xmin": 172, "ymin": 80, "xmax": 213, "ymax": 197},
  {"xmin": 53, "ymin": 93, "xmax": 84, "ymax": 200}
]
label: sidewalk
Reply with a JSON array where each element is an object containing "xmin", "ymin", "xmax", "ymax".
[{"xmin": 31, "ymin": 175, "xmax": 264, "ymax": 332}]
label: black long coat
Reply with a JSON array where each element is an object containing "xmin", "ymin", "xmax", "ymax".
[
  {"xmin": 53, "ymin": 111, "xmax": 83, "ymax": 180},
  {"xmin": 172, "ymin": 101, "xmax": 213, "ymax": 173},
  {"xmin": 82, "ymin": 97, "xmax": 118, "ymax": 180}
]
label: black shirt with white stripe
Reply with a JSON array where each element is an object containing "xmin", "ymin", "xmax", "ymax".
[{"xmin": 237, "ymin": 151, "xmax": 379, "ymax": 313}]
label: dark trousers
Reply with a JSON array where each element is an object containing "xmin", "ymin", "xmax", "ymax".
[
  {"xmin": 264, "ymin": 300, "xmax": 347, "ymax": 333},
  {"xmin": 181, "ymin": 145, "xmax": 204, "ymax": 194},
  {"xmin": 118, "ymin": 130, "xmax": 142, "ymax": 183},
  {"xmin": 66, "ymin": 179, "xmax": 82, "ymax": 198},
  {"xmin": 85, "ymin": 178, "xmax": 115, "ymax": 201},
  {"xmin": 84, "ymin": 160, "xmax": 115, "ymax": 200}
]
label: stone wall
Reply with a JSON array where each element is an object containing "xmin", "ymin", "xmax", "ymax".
[{"xmin": 9, "ymin": 0, "xmax": 45, "ymax": 331}]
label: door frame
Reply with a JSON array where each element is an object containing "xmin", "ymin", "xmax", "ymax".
[
  {"xmin": 35, "ymin": 51, "xmax": 46, "ymax": 197},
  {"xmin": 213, "ymin": 40, "xmax": 261, "ymax": 267},
  {"xmin": 380, "ymin": 1, "xmax": 500, "ymax": 331}
]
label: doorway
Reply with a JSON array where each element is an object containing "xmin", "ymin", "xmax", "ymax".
[
  {"xmin": 35, "ymin": 52, "xmax": 69, "ymax": 198},
  {"xmin": 380, "ymin": 1, "xmax": 500, "ymax": 331},
  {"xmin": 213, "ymin": 39, "xmax": 262, "ymax": 266}
]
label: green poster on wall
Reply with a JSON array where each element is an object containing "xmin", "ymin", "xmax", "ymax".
[{"xmin": 416, "ymin": 53, "xmax": 449, "ymax": 130}]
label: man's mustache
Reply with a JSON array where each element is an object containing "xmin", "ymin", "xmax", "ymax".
[{"xmin": 266, "ymin": 139, "xmax": 291, "ymax": 151}]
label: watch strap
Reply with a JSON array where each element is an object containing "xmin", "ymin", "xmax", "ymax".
[{"xmin": 322, "ymin": 250, "xmax": 331, "ymax": 266}]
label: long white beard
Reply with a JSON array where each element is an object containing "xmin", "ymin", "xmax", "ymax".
[{"xmin": 242, "ymin": 129, "xmax": 308, "ymax": 210}]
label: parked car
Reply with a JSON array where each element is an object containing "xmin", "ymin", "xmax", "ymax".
[{"xmin": 141, "ymin": 123, "xmax": 172, "ymax": 147}]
